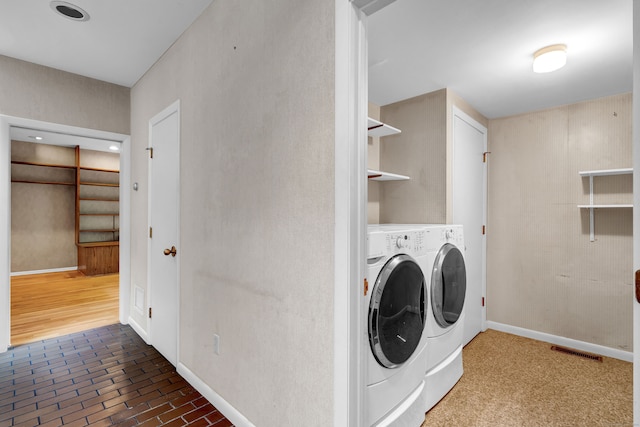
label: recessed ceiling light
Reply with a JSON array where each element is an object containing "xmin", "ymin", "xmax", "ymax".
[
  {"xmin": 533, "ymin": 44, "xmax": 567, "ymax": 73},
  {"xmin": 50, "ymin": 1, "xmax": 90, "ymax": 22},
  {"xmin": 29, "ymin": 136, "xmax": 43, "ymax": 141},
  {"xmin": 109, "ymin": 145, "xmax": 120, "ymax": 152}
]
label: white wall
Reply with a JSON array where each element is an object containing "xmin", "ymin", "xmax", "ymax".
[{"xmin": 129, "ymin": 1, "xmax": 336, "ymax": 425}]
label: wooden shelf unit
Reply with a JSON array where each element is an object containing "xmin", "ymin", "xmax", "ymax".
[
  {"xmin": 11, "ymin": 160, "xmax": 77, "ymax": 186},
  {"xmin": 75, "ymin": 147, "xmax": 120, "ymax": 275}
]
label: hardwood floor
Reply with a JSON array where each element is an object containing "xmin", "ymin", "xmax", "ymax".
[
  {"xmin": 0, "ymin": 324, "xmax": 234, "ymax": 426},
  {"xmin": 11, "ymin": 271, "xmax": 119, "ymax": 347}
]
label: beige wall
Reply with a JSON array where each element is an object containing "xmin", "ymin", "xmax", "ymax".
[
  {"xmin": 487, "ymin": 93, "xmax": 633, "ymax": 351},
  {"xmin": 0, "ymin": 55, "xmax": 130, "ymax": 134},
  {"xmin": 11, "ymin": 141, "xmax": 76, "ymax": 271},
  {"xmin": 129, "ymin": 1, "xmax": 335, "ymax": 426},
  {"xmin": 379, "ymin": 89, "xmax": 447, "ymax": 223}
]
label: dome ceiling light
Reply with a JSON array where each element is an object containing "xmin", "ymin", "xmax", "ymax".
[
  {"xmin": 50, "ymin": 1, "xmax": 90, "ymax": 22},
  {"xmin": 533, "ymin": 44, "xmax": 567, "ymax": 73}
]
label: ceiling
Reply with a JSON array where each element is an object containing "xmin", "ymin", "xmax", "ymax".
[
  {"xmin": 0, "ymin": 0, "xmax": 213, "ymax": 87},
  {"xmin": 0, "ymin": 0, "xmax": 632, "ymax": 119},
  {"xmin": 368, "ymin": 0, "xmax": 633, "ymax": 119},
  {"xmin": 10, "ymin": 126, "xmax": 121, "ymax": 152}
]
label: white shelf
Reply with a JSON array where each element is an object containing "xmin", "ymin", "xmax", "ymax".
[
  {"xmin": 578, "ymin": 204, "xmax": 633, "ymax": 209},
  {"xmin": 367, "ymin": 169, "xmax": 410, "ymax": 181},
  {"xmin": 578, "ymin": 168, "xmax": 632, "ymax": 177},
  {"xmin": 578, "ymin": 168, "xmax": 633, "ymax": 241},
  {"xmin": 367, "ymin": 117, "xmax": 401, "ymax": 137}
]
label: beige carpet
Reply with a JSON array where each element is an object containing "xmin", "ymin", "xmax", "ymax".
[{"xmin": 422, "ymin": 329, "xmax": 632, "ymax": 427}]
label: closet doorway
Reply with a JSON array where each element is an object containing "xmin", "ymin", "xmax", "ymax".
[{"xmin": 0, "ymin": 116, "xmax": 131, "ymax": 352}]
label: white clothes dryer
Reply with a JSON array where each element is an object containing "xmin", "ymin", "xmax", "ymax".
[
  {"xmin": 422, "ymin": 225, "xmax": 467, "ymax": 412},
  {"xmin": 366, "ymin": 224, "xmax": 430, "ymax": 427}
]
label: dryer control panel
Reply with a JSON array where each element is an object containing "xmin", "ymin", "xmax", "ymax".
[{"xmin": 441, "ymin": 225, "xmax": 464, "ymax": 248}]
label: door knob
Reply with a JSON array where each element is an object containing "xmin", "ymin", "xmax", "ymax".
[{"xmin": 163, "ymin": 246, "xmax": 177, "ymax": 257}]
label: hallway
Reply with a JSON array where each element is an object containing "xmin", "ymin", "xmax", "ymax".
[{"xmin": 0, "ymin": 324, "xmax": 233, "ymax": 426}]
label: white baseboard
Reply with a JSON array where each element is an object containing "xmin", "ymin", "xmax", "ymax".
[
  {"xmin": 127, "ymin": 316, "xmax": 149, "ymax": 344},
  {"xmin": 177, "ymin": 362, "xmax": 255, "ymax": 427},
  {"xmin": 486, "ymin": 321, "xmax": 633, "ymax": 362},
  {"xmin": 10, "ymin": 266, "xmax": 78, "ymax": 276}
]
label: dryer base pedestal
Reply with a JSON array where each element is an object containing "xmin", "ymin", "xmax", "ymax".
[{"xmin": 424, "ymin": 345, "xmax": 463, "ymax": 412}]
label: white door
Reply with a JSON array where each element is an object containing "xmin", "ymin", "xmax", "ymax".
[
  {"xmin": 148, "ymin": 101, "xmax": 180, "ymax": 366},
  {"xmin": 452, "ymin": 107, "xmax": 487, "ymax": 345}
]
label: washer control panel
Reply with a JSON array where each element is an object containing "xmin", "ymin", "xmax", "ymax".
[{"xmin": 384, "ymin": 230, "xmax": 426, "ymax": 255}]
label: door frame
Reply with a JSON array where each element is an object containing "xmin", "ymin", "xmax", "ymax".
[
  {"xmin": 146, "ymin": 100, "xmax": 181, "ymax": 365},
  {"xmin": 451, "ymin": 106, "xmax": 488, "ymax": 335},
  {"xmin": 632, "ymin": 2, "xmax": 639, "ymax": 423},
  {"xmin": 335, "ymin": 1, "xmax": 368, "ymax": 425},
  {"xmin": 0, "ymin": 114, "xmax": 131, "ymax": 352}
]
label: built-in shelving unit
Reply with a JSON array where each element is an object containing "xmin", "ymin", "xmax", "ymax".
[
  {"xmin": 367, "ymin": 169, "xmax": 410, "ymax": 181},
  {"xmin": 11, "ymin": 160, "xmax": 76, "ymax": 186},
  {"xmin": 367, "ymin": 117, "xmax": 409, "ymax": 182},
  {"xmin": 368, "ymin": 117, "xmax": 401, "ymax": 137},
  {"xmin": 578, "ymin": 168, "xmax": 632, "ymax": 241}
]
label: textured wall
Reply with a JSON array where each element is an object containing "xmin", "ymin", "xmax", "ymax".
[
  {"xmin": 0, "ymin": 55, "xmax": 130, "ymax": 134},
  {"xmin": 129, "ymin": 1, "xmax": 335, "ymax": 425},
  {"xmin": 11, "ymin": 141, "xmax": 76, "ymax": 272},
  {"xmin": 379, "ymin": 89, "xmax": 447, "ymax": 223},
  {"xmin": 487, "ymin": 93, "xmax": 633, "ymax": 351}
]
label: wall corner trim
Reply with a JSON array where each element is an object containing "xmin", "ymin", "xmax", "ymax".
[
  {"xmin": 127, "ymin": 316, "xmax": 150, "ymax": 344},
  {"xmin": 486, "ymin": 321, "xmax": 633, "ymax": 362},
  {"xmin": 177, "ymin": 363, "xmax": 255, "ymax": 427}
]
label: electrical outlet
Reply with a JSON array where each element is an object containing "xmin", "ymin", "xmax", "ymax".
[{"xmin": 213, "ymin": 334, "xmax": 220, "ymax": 355}]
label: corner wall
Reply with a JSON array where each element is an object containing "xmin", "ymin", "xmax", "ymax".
[
  {"xmin": 487, "ymin": 93, "xmax": 633, "ymax": 351},
  {"xmin": 129, "ymin": 1, "xmax": 335, "ymax": 425},
  {"xmin": 379, "ymin": 89, "xmax": 447, "ymax": 223}
]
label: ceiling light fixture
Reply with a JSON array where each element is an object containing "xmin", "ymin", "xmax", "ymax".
[
  {"xmin": 29, "ymin": 136, "xmax": 43, "ymax": 140},
  {"xmin": 50, "ymin": 1, "xmax": 90, "ymax": 22},
  {"xmin": 533, "ymin": 44, "xmax": 567, "ymax": 73},
  {"xmin": 109, "ymin": 145, "xmax": 120, "ymax": 151}
]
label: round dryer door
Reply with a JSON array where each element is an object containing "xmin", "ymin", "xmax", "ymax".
[
  {"xmin": 431, "ymin": 243, "xmax": 466, "ymax": 328},
  {"xmin": 369, "ymin": 254, "xmax": 426, "ymax": 369}
]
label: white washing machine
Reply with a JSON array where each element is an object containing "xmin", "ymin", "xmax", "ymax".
[
  {"xmin": 366, "ymin": 224, "xmax": 430, "ymax": 427},
  {"xmin": 422, "ymin": 225, "xmax": 466, "ymax": 412}
]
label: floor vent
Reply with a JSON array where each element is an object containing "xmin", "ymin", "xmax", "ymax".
[{"xmin": 551, "ymin": 345, "xmax": 603, "ymax": 362}]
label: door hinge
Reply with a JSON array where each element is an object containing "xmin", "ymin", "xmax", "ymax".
[
  {"xmin": 482, "ymin": 297, "xmax": 485, "ymax": 307},
  {"xmin": 364, "ymin": 278, "xmax": 369, "ymax": 296},
  {"xmin": 146, "ymin": 147, "xmax": 153, "ymax": 159},
  {"xmin": 483, "ymin": 151, "xmax": 491, "ymax": 163},
  {"xmin": 149, "ymin": 227, "xmax": 153, "ymax": 238},
  {"xmin": 148, "ymin": 307, "xmax": 152, "ymax": 318},
  {"xmin": 482, "ymin": 225, "xmax": 486, "ymax": 235}
]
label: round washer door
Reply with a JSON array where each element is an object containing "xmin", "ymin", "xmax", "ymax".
[
  {"xmin": 369, "ymin": 254, "xmax": 426, "ymax": 369},
  {"xmin": 431, "ymin": 243, "xmax": 466, "ymax": 328}
]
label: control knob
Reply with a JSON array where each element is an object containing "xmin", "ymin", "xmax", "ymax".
[{"xmin": 396, "ymin": 236, "xmax": 408, "ymax": 249}]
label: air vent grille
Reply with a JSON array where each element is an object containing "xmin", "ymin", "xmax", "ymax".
[{"xmin": 551, "ymin": 345, "xmax": 603, "ymax": 362}]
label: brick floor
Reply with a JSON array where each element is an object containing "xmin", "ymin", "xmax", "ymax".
[{"xmin": 0, "ymin": 324, "xmax": 234, "ymax": 427}]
